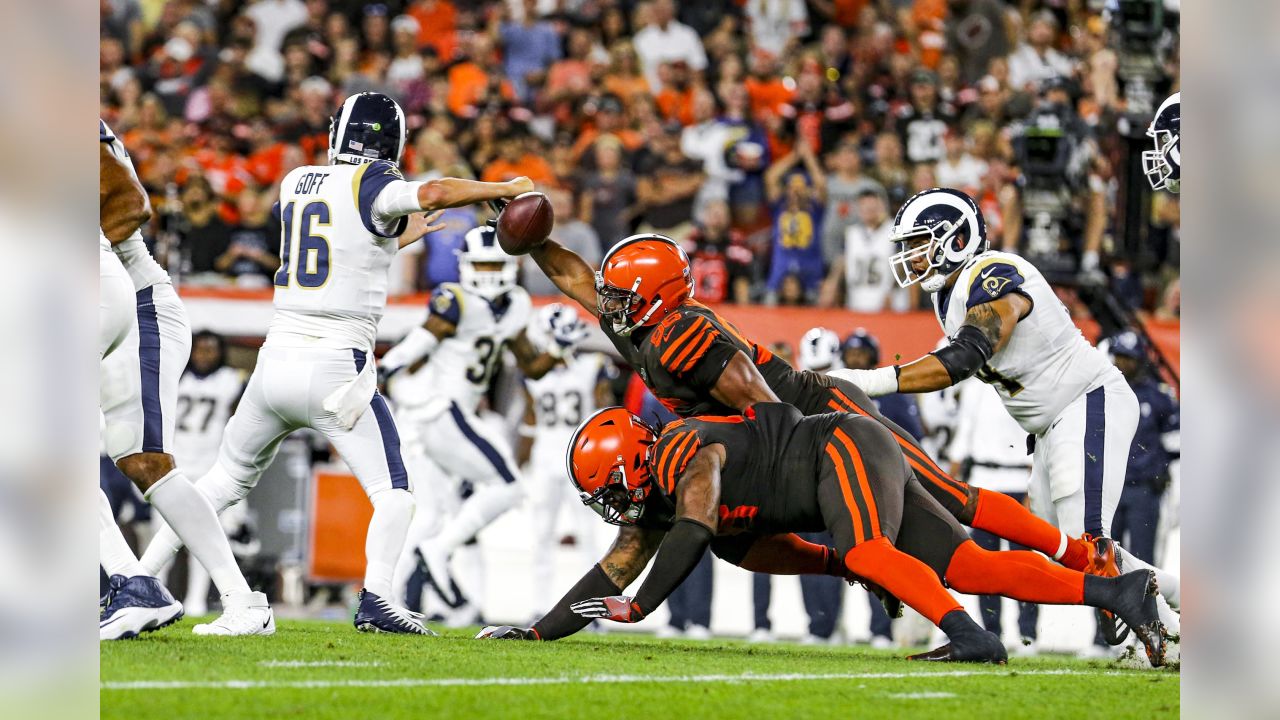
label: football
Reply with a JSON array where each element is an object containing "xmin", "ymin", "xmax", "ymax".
[{"xmin": 495, "ymin": 191, "xmax": 554, "ymax": 255}]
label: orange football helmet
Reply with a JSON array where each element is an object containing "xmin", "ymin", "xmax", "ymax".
[
  {"xmin": 595, "ymin": 234, "xmax": 693, "ymax": 336},
  {"xmin": 566, "ymin": 407, "xmax": 658, "ymax": 525}
]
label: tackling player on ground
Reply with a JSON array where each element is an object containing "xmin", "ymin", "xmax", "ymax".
[
  {"xmin": 480, "ymin": 404, "xmax": 1166, "ymax": 666},
  {"xmin": 137, "ymin": 92, "xmax": 532, "ymax": 635},
  {"xmin": 503, "ymin": 228, "xmax": 1113, "ymax": 585}
]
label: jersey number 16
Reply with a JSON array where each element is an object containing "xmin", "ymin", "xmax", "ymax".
[{"xmin": 274, "ymin": 201, "xmax": 331, "ymax": 288}]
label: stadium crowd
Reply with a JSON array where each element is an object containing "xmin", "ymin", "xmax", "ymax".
[{"xmin": 100, "ymin": 0, "xmax": 1179, "ymax": 315}]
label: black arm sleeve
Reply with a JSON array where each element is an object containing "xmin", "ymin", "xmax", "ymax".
[
  {"xmin": 929, "ymin": 324, "xmax": 994, "ymax": 384},
  {"xmin": 632, "ymin": 518, "xmax": 715, "ymax": 617},
  {"xmin": 531, "ymin": 564, "xmax": 621, "ymax": 640}
]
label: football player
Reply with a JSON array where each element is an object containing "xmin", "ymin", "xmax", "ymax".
[
  {"xmin": 829, "ymin": 187, "xmax": 1180, "ymax": 641},
  {"xmin": 798, "ymin": 327, "xmax": 843, "ymax": 374},
  {"xmin": 513, "ymin": 232, "xmax": 1112, "ymax": 586},
  {"xmin": 1144, "ymin": 93, "xmax": 1180, "ymax": 194},
  {"xmin": 380, "ymin": 225, "xmax": 579, "ymax": 608},
  {"xmin": 138, "ymin": 92, "xmax": 532, "ymax": 634},
  {"xmin": 480, "ymin": 404, "xmax": 1166, "ymax": 666},
  {"xmin": 100, "ymin": 120, "xmax": 267, "ymax": 639}
]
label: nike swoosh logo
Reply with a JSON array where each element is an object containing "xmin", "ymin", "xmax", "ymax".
[
  {"xmin": 980, "ymin": 267, "xmax": 997, "ymax": 279},
  {"xmin": 263, "ymin": 617, "xmax": 271, "ymax": 629}
]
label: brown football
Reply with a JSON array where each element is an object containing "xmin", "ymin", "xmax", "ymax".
[{"xmin": 495, "ymin": 192, "xmax": 554, "ymax": 255}]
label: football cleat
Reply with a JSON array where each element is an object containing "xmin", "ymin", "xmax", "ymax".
[
  {"xmin": 1081, "ymin": 535, "xmax": 1128, "ymax": 645},
  {"xmin": 909, "ymin": 610, "xmax": 1007, "ymax": 663},
  {"xmin": 1105, "ymin": 570, "xmax": 1166, "ymax": 667},
  {"xmin": 99, "ymin": 574, "xmax": 184, "ymax": 641},
  {"xmin": 418, "ymin": 546, "xmax": 467, "ymax": 608},
  {"xmin": 354, "ymin": 589, "xmax": 437, "ymax": 635},
  {"xmin": 192, "ymin": 590, "xmax": 275, "ymax": 636}
]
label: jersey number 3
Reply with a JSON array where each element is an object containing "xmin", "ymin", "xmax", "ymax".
[{"xmin": 274, "ymin": 201, "xmax": 331, "ymax": 288}]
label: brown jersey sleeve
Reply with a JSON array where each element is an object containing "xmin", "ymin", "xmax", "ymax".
[
  {"xmin": 647, "ymin": 308, "xmax": 744, "ymax": 391},
  {"xmin": 650, "ymin": 427, "xmax": 703, "ymax": 495}
]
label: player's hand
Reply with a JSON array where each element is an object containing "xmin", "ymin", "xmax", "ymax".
[
  {"xmin": 475, "ymin": 625, "xmax": 539, "ymax": 640},
  {"xmin": 507, "ymin": 176, "xmax": 535, "ymax": 196},
  {"xmin": 570, "ymin": 595, "xmax": 645, "ymax": 623},
  {"xmin": 400, "ymin": 210, "xmax": 447, "ymax": 245}
]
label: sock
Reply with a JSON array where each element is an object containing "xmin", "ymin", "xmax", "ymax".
[
  {"xmin": 99, "ymin": 489, "xmax": 148, "ymax": 578},
  {"xmin": 140, "ymin": 463, "xmax": 251, "ymax": 576},
  {"xmin": 184, "ymin": 554, "xmax": 211, "ymax": 611},
  {"xmin": 1117, "ymin": 546, "xmax": 1180, "ymax": 608},
  {"xmin": 972, "ymin": 489, "xmax": 1085, "ymax": 568},
  {"xmin": 365, "ymin": 488, "xmax": 415, "ymax": 598},
  {"xmin": 843, "ymin": 537, "xmax": 962, "ymax": 626},
  {"xmin": 145, "ymin": 469, "xmax": 250, "ymax": 596},
  {"xmin": 945, "ymin": 539, "xmax": 1084, "ymax": 605},
  {"xmin": 426, "ymin": 482, "xmax": 525, "ymax": 558}
]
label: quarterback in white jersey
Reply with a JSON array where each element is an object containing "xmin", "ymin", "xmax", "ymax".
[
  {"xmin": 517, "ymin": 304, "xmax": 613, "ymax": 616},
  {"xmin": 99, "ymin": 119, "xmax": 268, "ymax": 639},
  {"xmin": 137, "ymin": 93, "xmax": 534, "ymax": 635},
  {"xmin": 382, "ymin": 224, "xmax": 574, "ymax": 607},
  {"xmin": 832, "ymin": 187, "xmax": 1179, "ymax": 646}
]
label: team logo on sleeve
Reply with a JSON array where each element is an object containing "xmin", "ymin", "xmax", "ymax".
[
  {"xmin": 982, "ymin": 275, "xmax": 1012, "ymax": 297},
  {"xmin": 432, "ymin": 290, "xmax": 454, "ymax": 313}
]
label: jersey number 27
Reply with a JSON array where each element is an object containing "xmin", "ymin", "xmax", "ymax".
[{"xmin": 274, "ymin": 201, "xmax": 331, "ymax": 288}]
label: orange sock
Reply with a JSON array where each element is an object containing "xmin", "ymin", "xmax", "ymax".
[
  {"xmin": 971, "ymin": 489, "xmax": 1086, "ymax": 569},
  {"xmin": 945, "ymin": 540, "xmax": 1084, "ymax": 605},
  {"xmin": 844, "ymin": 537, "xmax": 962, "ymax": 626}
]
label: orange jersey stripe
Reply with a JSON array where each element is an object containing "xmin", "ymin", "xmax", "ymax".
[
  {"xmin": 824, "ymin": 442, "xmax": 866, "ymax": 542},
  {"xmin": 674, "ymin": 329, "xmax": 719, "ymax": 373},
  {"xmin": 660, "ymin": 431, "xmax": 700, "ymax": 492},
  {"xmin": 659, "ymin": 318, "xmax": 709, "ymax": 368},
  {"xmin": 830, "ymin": 389, "xmax": 870, "ymax": 416},
  {"xmin": 652, "ymin": 431, "xmax": 687, "ymax": 487},
  {"xmin": 833, "ymin": 427, "xmax": 881, "ymax": 539}
]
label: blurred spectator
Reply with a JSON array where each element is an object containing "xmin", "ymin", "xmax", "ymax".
[
  {"xmin": 482, "ymin": 129, "xmax": 557, "ymax": 186},
  {"xmin": 217, "ymin": 188, "xmax": 281, "ymax": 286},
  {"xmin": 820, "ymin": 140, "xmax": 884, "ymax": 266},
  {"xmin": 545, "ymin": 26, "xmax": 595, "ymax": 105},
  {"xmin": 244, "ymin": 0, "xmax": 310, "ymax": 83},
  {"xmin": 447, "ymin": 32, "xmax": 513, "ymax": 118},
  {"xmin": 406, "ymin": 0, "xmax": 458, "ymax": 61},
  {"xmin": 178, "ymin": 176, "xmax": 237, "ymax": 276},
  {"xmin": 870, "ymin": 131, "xmax": 911, "ymax": 208},
  {"xmin": 632, "ymin": 0, "xmax": 708, "ymax": 90},
  {"xmin": 895, "ymin": 69, "xmax": 954, "ymax": 165},
  {"xmin": 655, "ymin": 61, "xmax": 697, "ymax": 126},
  {"xmin": 387, "ymin": 15, "xmax": 426, "ymax": 96},
  {"xmin": 1007, "ymin": 11, "xmax": 1075, "ymax": 92},
  {"xmin": 680, "ymin": 88, "xmax": 739, "ymax": 210},
  {"xmin": 521, "ymin": 188, "xmax": 601, "ymax": 295},
  {"xmin": 743, "ymin": 50, "xmax": 793, "ymax": 120},
  {"xmin": 602, "ymin": 41, "xmax": 651, "ymax": 108},
  {"xmin": 635, "ymin": 121, "xmax": 704, "ymax": 242},
  {"xmin": 683, "ymin": 200, "xmax": 753, "ymax": 304},
  {"xmin": 779, "ymin": 71, "xmax": 856, "ymax": 156},
  {"xmin": 764, "ymin": 142, "xmax": 826, "ymax": 304},
  {"xmin": 746, "ymin": 0, "xmax": 809, "ymax": 57},
  {"xmin": 571, "ymin": 94, "xmax": 643, "ymax": 167},
  {"xmin": 820, "ymin": 188, "xmax": 910, "ymax": 312},
  {"xmin": 579, "ymin": 136, "xmax": 638, "ymax": 252},
  {"xmin": 946, "ymin": 0, "xmax": 1011, "ymax": 85},
  {"xmin": 495, "ymin": 0, "xmax": 562, "ymax": 102}
]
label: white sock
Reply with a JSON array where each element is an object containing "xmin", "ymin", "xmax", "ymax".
[
  {"xmin": 145, "ymin": 469, "xmax": 250, "ymax": 596},
  {"xmin": 184, "ymin": 554, "xmax": 212, "ymax": 610},
  {"xmin": 365, "ymin": 488, "xmax": 415, "ymax": 598},
  {"xmin": 1117, "ymin": 546, "xmax": 1181, "ymax": 608},
  {"xmin": 140, "ymin": 463, "xmax": 251, "ymax": 576},
  {"xmin": 425, "ymin": 482, "xmax": 525, "ymax": 558},
  {"xmin": 99, "ymin": 489, "xmax": 147, "ymax": 578}
]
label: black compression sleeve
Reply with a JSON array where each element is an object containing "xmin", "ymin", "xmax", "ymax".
[
  {"xmin": 632, "ymin": 518, "xmax": 714, "ymax": 617},
  {"xmin": 531, "ymin": 564, "xmax": 622, "ymax": 640},
  {"xmin": 930, "ymin": 324, "xmax": 995, "ymax": 384}
]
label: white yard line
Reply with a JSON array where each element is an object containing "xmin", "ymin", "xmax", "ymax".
[
  {"xmin": 103, "ymin": 668, "xmax": 1149, "ymax": 691},
  {"xmin": 886, "ymin": 692, "xmax": 958, "ymax": 699},
  {"xmin": 258, "ymin": 661, "xmax": 385, "ymax": 668}
]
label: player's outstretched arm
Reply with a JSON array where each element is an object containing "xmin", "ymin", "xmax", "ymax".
[
  {"xmin": 571, "ymin": 446, "xmax": 723, "ymax": 624},
  {"xmin": 417, "ymin": 175, "xmax": 534, "ymax": 212},
  {"xmin": 478, "ymin": 525, "xmax": 665, "ymax": 641},
  {"xmin": 527, "ymin": 239, "xmax": 600, "ymax": 317},
  {"xmin": 100, "ymin": 142, "xmax": 151, "ymax": 244},
  {"xmin": 831, "ymin": 294, "xmax": 1030, "ymax": 396}
]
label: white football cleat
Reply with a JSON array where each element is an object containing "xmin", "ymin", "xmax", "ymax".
[
  {"xmin": 683, "ymin": 624, "xmax": 712, "ymax": 641},
  {"xmin": 746, "ymin": 628, "xmax": 776, "ymax": 644},
  {"xmin": 193, "ymin": 591, "xmax": 275, "ymax": 636}
]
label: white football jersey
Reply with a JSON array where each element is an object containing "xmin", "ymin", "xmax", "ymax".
[
  {"xmin": 843, "ymin": 220, "xmax": 909, "ymax": 313},
  {"xmin": 172, "ymin": 366, "xmax": 245, "ymax": 477},
  {"xmin": 100, "ymin": 119, "xmax": 170, "ymax": 289},
  {"xmin": 265, "ymin": 161, "xmax": 411, "ymax": 352},
  {"xmin": 395, "ymin": 282, "xmax": 533, "ymax": 413},
  {"xmin": 524, "ymin": 352, "xmax": 606, "ymax": 473},
  {"xmin": 933, "ymin": 250, "xmax": 1115, "ymax": 435}
]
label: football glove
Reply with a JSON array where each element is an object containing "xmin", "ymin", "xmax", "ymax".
[
  {"xmin": 569, "ymin": 595, "xmax": 645, "ymax": 623},
  {"xmin": 475, "ymin": 625, "xmax": 539, "ymax": 640}
]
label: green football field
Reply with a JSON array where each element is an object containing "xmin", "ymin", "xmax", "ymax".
[{"xmin": 100, "ymin": 619, "xmax": 1179, "ymax": 720}]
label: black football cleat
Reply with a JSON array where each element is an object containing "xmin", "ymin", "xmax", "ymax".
[
  {"xmin": 1105, "ymin": 571, "xmax": 1166, "ymax": 667},
  {"xmin": 909, "ymin": 610, "xmax": 1007, "ymax": 663}
]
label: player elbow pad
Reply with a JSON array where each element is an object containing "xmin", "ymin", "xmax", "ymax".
[
  {"xmin": 380, "ymin": 326, "xmax": 438, "ymax": 374},
  {"xmin": 930, "ymin": 325, "xmax": 994, "ymax": 384}
]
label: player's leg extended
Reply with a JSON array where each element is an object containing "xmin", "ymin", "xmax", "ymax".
[
  {"xmin": 528, "ymin": 467, "xmax": 565, "ymax": 617},
  {"xmin": 139, "ymin": 358, "xmax": 292, "ymax": 576},
  {"xmin": 825, "ymin": 380, "xmax": 1089, "ymax": 570}
]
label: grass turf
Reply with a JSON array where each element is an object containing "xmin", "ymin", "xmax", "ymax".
[{"xmin": 101, "ymin": 618, "xmax": 1179, "ymax": 720}]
